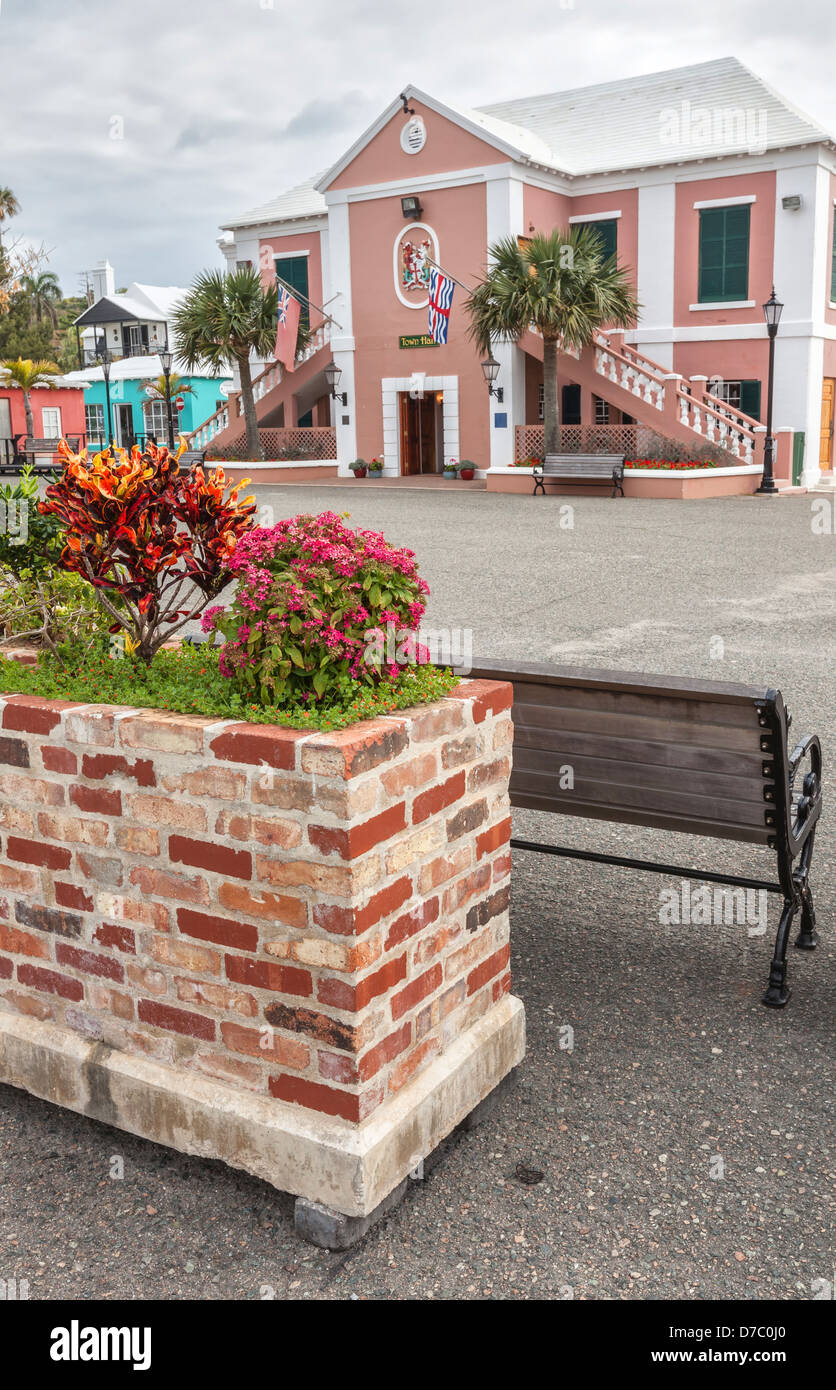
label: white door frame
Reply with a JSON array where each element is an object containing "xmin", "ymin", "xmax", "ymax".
[{"xmin": 381, "ymin": 375, "xmax": 459, "ymax": 475}]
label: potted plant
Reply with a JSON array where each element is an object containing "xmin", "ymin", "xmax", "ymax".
[
  {"xmin": 443, "ymin": 458, "xmax": 458, "ymax": 480},
  {"xmin": 458, "ymin": 459, "xmax": 476, "ymax": 480},
  {"xmin": 349, "ymin": 458, "xmax": 368, "ymax": 478},
  {"xmin": 368, "ymin": 457, "xmax": 384, "ymax": 474}
]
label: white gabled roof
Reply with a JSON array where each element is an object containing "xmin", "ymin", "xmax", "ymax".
[
  {"xmin": 479, "ymin": 57, "xmax": 833, "ymax": 175},
  {"xmin": 74, "ymin": 281, "xmax": 189, "ymax": 328},
  {"xmin": 222, "ymin": 174, "xmax": 328, "ymax": 232},
  {"xmin": 62, "ymin": 356, "xmax": 231, "ymax": 385},
  {"xmin": 221, "ymin": 58, "xmax": 835, "ymax": 238}
]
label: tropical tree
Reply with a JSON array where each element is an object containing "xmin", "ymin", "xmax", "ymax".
[
  {"xmin": 0, "ymin": 357, "xmax": 61, "ymax": 439},
  {"xmin": 172, "ymin": 267, "xmax": 280, "ymax": 461},
  {"xmin": 466, "ymin": 227, "xmax": 640, "ymax": 455},
  {"xmin": 0, "ymin": 187, "xmax": 20, "ymax": 225},
  {"xmin": 22, "ymin": 271, "xmax": 62, "ymax": 326}
]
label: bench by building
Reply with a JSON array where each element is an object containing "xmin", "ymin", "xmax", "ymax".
[{"xmin": 533, "ymin": 453, "xmax": 626, "ymax": 497}]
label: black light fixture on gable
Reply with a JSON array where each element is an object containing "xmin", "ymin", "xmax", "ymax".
[
  {"xmin": 481, "ymin": 354, "xmax": 504, "ymax": 404},
  {"xmin": 757, "ymin": 286, "xmax": 784, "ymax": 495},
  {"xmin": 325, "ymin": 359, "xmax": 347, "ymax": 406},
  {"xmin": 401, "ymin": 194, "xmax": 422, "ymax": 221}
]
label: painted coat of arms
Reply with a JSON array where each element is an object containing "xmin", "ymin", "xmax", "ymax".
[{"xmin": 400, "ymin": 237, "xmax": 432, "ymax": 294}]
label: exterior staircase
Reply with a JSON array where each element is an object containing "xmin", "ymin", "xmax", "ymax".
[
  {"xmin": 520, "ymin": 328, "xmax": 763, "ymax": 465},
  {"xmin": 189, "ymin": 322, "xmax": 334, "ymax": 456}
]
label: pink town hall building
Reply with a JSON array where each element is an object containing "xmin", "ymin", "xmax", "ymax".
[{"xmin": 194, "ymin": 57, "xmax": 836, "ymax": 490}]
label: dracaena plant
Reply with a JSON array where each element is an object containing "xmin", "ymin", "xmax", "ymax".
[{"xmin": 38, "ymin": 439, "xmax": 257, "ymax": 664}]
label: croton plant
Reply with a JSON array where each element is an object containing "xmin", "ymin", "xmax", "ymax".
[{"xmin": 39, "ymin": 440, "xmax": 256, "ymax": 664}]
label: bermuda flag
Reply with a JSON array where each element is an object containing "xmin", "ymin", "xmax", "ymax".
[
  {"xmin": 274, "ymin": 284, "xmax": 301, "ymax": 372},
  {"xmin": 428, "ymin": 266, "xmax": 454, "ymax": 345}
]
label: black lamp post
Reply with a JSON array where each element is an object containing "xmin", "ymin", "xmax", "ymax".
[
  {"xmin": 481, "ymin": 354, "xmax": 504, "ymax": 404},
  {"xmin": 159, "ymin": 349, "xmax": 175, "ymax": 449},
  {"xmin": 98, "ymin": 349, "xmax": 114, "ymax": 448},
  {"xmin": 325, "ymin": 360, "xmax": 347, "ymax": 407},
  {"xmin": 757, "ymin": 286, "xmax": 784, "ymax": 495}
]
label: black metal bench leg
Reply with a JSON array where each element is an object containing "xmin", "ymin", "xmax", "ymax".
[
  {"xmin": 793, "ymin": 834, "xmax": 818, "ymax": 950},
  {"xmin": 762, "ymin": 896, "xmax": 798, "ymax": 1008}
]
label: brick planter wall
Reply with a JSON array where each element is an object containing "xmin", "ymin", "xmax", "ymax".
[{"xmin": 0, "ymin": 680, "xmax": 525, "ymax": 1217}]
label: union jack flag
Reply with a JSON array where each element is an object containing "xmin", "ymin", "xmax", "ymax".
[{"xmin": 428, "ymin": 266, "xmax": 454, "ymax": 345}]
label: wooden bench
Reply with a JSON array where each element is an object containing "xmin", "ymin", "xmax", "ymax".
[
  {"xmin": 533, "ymin": 453, "xmax": 625, "ymax": 497},
  {"xmin": 178, "ymin": 449, "xmax": 206, "ymax": 469},
  {"xmin": 470, "ymin": 659, "xmax": 823, "ymax": 1008}
]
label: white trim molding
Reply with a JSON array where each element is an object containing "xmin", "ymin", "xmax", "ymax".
[
  {"xmin": 693, "ymin": 195, "xmax": 757, "ymax": 209},
  {"xmin": 568, "ymin": 210, "xmax": 622, "ymax": 223},
  {"xmin": 689, "ymin": 300, "xmax": 756, "ymax": 311},
  {"xmin": 273, "ymin": 249, "xmax": 310, "ymax": 260},
  {"xmin": 381, "ymin": 376, "xmax": 459, "ymax": 475}
]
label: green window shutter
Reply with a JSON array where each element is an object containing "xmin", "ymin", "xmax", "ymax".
[
  {"xmin": 274, "ymin": 256, "xmax": 310, "ymax": 326},
  {"xmin": 577, "ymin": 219, "xmax": 617, "ymax": 261},
  {"xmin": 738, "ymin": 379, "xmax": 761, "ymax": 421},
  {"xmin": 698, "ymin": 205, "xmax": 750, "ymax": 303},
  {"xmin": 831, "ymin": 216, "xmax": 836, "ymax": 301},
  {"xmin": 561, "ymin": 383, "xmax": 581, "ymax": 424}
]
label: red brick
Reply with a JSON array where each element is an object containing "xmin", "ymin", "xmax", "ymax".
[
  {"xmin": 0, "ymin": 773, "xmax": 64, "ymax": 806},
  {"xmin": 137, "ymin": 998, "xmax": 215, "ymax": 1041},
  {"xmin": 418, "ymin": 844, "xmax": 472, "ymax": 894},
  {"xmin": 0, "ymin": 957, "xmax": 11, "ymax": 979},
  {"xmin": 301, "ymin": 719, "xmax": 410, "ymax": 778},
  {"xmin": 221, "ymin": 1021, "xmax": 309, "ymax": 1069},
  {"xmin": 41, "ymin": 745, "xmax": 77, "ymax": 775},
  {"xmin": 131, "ymin": 794, "xmax": 206, "ymax": 832},
  {"xmin": 380, "ymin": 752, "xmax": 438, "ymax": 796},
  {"xmin": 476, "ymin": 817, "xmax": 512, "ymax": 860},
  {"xmin": 317, "ymin": 953, "xmax": 407, "ymax": 1012},
  {"xmin": 64, "ymin": 707, "xmax": 116, "ymax": 746},
  {"xmin": 492, "ymin": 971, "xmax": 511, "ymax": 1002},
  {"xmin": 209, "ymin": 723, "xmax": 301, "ymax": 770},
  {"xmin": 263, "ymin": 1001, "xmax": 357, "ymax": 1050},
  {"xmin": 356, "ymin": 1021, "xmax": 412, "ymax": 1082},
  {"xmin": 37, "ymin": 812, "xmax": 110, "ymax": 848},
  {"xmin": 17, "ymin": 963, "xmax": 83, "ymax": 1001},
  {"xmin": 466, "ymin": 943, "xmax": 511, "ymax": 996},
  {"xmin": 2, "ymin": 987, "xmax": 52, "ymax": 1018},
  {"xmin": 224, "ymin": 954, "xmax": 312, "ymax": 996},
  {"xmin": 55, "ymin": 881, "xmax": 94, "ymax": 913},
  {"xmin": 81, "ymin": 753, "xmax": 156, "ymax": 786},
  {"xmin": 307, "ymin": 803, "xmax": 406, "ymax": 860},
  {"xmin": 119, "ymin": 712, "xmax": 205, "ymax": 752},
  {"xmin": 467, "ymin": 756, "xmax": 511, "ymax": 794},
  {"xmin": 0, "ymin": 864, "xmax": 38, "ymax": 893},
  {"xmin": 0, "ymin": 735, "xmax": 29, "ymax": 769},
  {"xmin": 218, "ymin": 882, "xmax": 307, "ymax": 930},
  {"xmin": 354, "ymin": 876, "xmax": 413, "ymax": 935},
  {"xmin": 15, "ymin": 901, "xmax": 82, "ymax": 938},
  {"xmin": 177, "ymin": 908, "xmax": 258, "ymax": 953},
  {"xmin": 446, "ymin": 799, "xmax": 487, "ymax": 842},
  {"xmin": 448, "ymin": 680, "xmax": 514, "ymax": 723},
  {"xmin": 384, "ymin": 896, "xmax": 440, "ymax": 950},
  {"xmin": 56, "ymin": 943, "xmax": 125, "ymax": 982},
  {"xmin": 0, "ymin": 922, "xmax": 50, "ymax": 959},
  {"xmin": 311, "ymin": 903, "xmax": 354, "ymax": 937},
  {"xmin": 129, "ymin": 865, "xmax": 209, "ymax": 904},
  {"xmin": 162, "ymin": 767, "xmax": 247, "ymax": 799},
  {"xmin": 126, "ymin": 963, "xmax": 167, "ymax": 995},
  {"xmin": 406, "ymin": 702, "xmax": 465, "ymax": 741},
  {"xmin": 69, "ymin": 784, "xmax": 122, "ymax": 816},
  {"xmin": 115, "ymin": 826, "xmax": 159, "ymax": 856},
  {"xmin": 443, "ymin": 864, "xmax": 492, "ymax": 916},
  {"xmin": 318, "ymin": 1050, "xmax": 359, "ymax": 1084},
  {"xmin": 169, "ymin": 835, "xmax": 251, "ymax": 880},
  {"xmin": 388, "ymin": 1036, "xmax": 440, "ymax": 1093},
  {"xmin": 6, "ymin": 836, "xmax": 71, "ymax": 871},
  {"xmin": 2, "ymin": 695, "xmax": 76, "ymax": 735},
  {"xmin": 391, "ymin": 963, "xmax": 442, "ymax": 1021},
  {"xmin": 93, "ymin": 921, "xmax": 136, "ymax": 954},
  {"xmin": 76, "ymin": 853, "xmax": 123, "ymax": 887},
  {"xmin": 412, "ymin": 772, "xmax": 465, "ymax": 825},
  {"xmin": 268, "ymin": 1072, "xmax": 361, "ymax": 1122},
  {"xmin": 493, "ymin": 851, "xmax": 512, "ymax": 883}
]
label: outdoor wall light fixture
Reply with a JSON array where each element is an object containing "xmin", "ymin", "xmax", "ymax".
[
  {"xmin": 481, "ymin": 354, "xmax": 504, "ymax": 403},
  {"xmin": 401, "ymin": 194, "xmax": 423, "ymax": 220},
  {"xmin": 781, "ymin": 194, "xmax": 802, "ymax": 211},
  {"xmin": 325, "ymin": 360, "xmax": 348, "ymax": 406},
  {"xmin": 158, "ymin": 349, "xmax": 176, "ymax": 449}
]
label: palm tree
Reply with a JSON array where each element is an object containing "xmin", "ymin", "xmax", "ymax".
[
  {"xmin": 172, "ymin": 267, "xmax": 281, "ymax": 461},
  {"xmin": 143, "ymin": 370, "xmax": 194, "ymax": 402},
  {"xmin": 466, "ymin": 228, "xmax": 640, "ymax": 455},
  {"xmin": 0, "ymin": 357, "xmax": 61, "ymax": 439},
  {"xmin": 22, "ymin": 271, "xmax": 62, "ymax": 327},
  {"xmin": 0, "ymin": 187, "xmax": 20, "ymax": 226}
]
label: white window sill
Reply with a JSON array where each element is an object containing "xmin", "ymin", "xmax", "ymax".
[
  {"xmin": 689, "ymin": 301, "xmax": 756, "ymax": 311},
  {"xmin": 693, "ymin": 196, "xmax": 757, "ymax": 209}
]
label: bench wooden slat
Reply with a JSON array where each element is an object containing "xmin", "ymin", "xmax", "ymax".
[
  {"xmin": 510, "ymin": 679, "xmax": 761, "ymax": 728},
  {"xmin": 513, "ymin": 700, "xmax": 764, "ymax": 754},
  {"xmin": 509, "ymin": 788, "xmax": 773, "ymax": 845},
  {"xmin": 512, "ymin": 724, "xmax": 767, "ymax": 779},
  {"xmin": 470, "ymin": 659, "xmax": 770, "ymax": 705},
  {"xmin": 512, "ymin": 745, "xmax": 771, "ymax": 804}
]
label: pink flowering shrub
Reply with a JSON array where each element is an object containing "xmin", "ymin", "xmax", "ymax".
[{"xmin": 203, "ymin": 511, "xmax": 431, "ymax": 705}]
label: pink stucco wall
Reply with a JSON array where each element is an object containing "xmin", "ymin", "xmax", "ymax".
[
  {"xmin": 348, "ymin": 179, "xmax": 490, "ymax": 464},
  {"xmin": 258, "ymin": 230, "xmax": 324, "ymax": 325},
  {"xmin": 674, "ymin": 171, "xmax": 776, "ymax": 326},
  {"xmin": 330, "ymin": 100, "xmax": 509, "ymax": 191}
]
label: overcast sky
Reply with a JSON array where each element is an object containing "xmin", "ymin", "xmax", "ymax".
[{"xmin": 1, "ymin": 0, "xmax": 834, "ymax": 296}]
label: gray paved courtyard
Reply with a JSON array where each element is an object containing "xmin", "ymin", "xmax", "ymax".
[{"xmin": 1, "ymin": 487, "xmax": 834, "ymax": 1300}]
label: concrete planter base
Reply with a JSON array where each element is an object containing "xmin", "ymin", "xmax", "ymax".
[
  {"xmin": 486, "ymin": 465, "xmax": 763, "ymax": 497},
  {"xmin": 0, "ymin": 995, "xmax": 523, "ymax": 1220}
]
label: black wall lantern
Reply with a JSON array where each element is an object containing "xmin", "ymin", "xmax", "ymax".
[
  {"xmin": 401, "ymin": 194, "xmax": 423, "ymax": 221},
  {"xmin": 325, "ymin": 360, "xmax": 348, "ymax": 407},
  {"xmin": 481, "ymin": 354, "xmax": 504, "ymax": 404}
]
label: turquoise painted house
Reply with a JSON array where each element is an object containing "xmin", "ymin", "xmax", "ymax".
[{"xmin": 64, "ymin": 262, "xmax": 230, "ymax": 449}]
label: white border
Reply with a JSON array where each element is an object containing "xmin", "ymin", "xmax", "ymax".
[
  {"xmin": 693, "ymin": 195, "xmax": 757, "ymax": 209},
  {"xmin": 392, "ymin": 223, "xmax": 439, "ymax": 309},
  {"xmin": 688, "ymin": 300, "xmax": 756, "ymax": 311},
  {"xmin": 381, "ymin": 375, "xmax": 459, "ymax": 474},
  {"xmin": 568, "ymin": 210, "xmax": 622, "ymax": 223}
]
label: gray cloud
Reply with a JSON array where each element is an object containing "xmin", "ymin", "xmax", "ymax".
[{"xmin": 0, "ymin": 0, "xmax": 833, "ymax": 295}]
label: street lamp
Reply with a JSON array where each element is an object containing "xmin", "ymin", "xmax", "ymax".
[
  {"xmin": 757, "ymin": 287, "xmax": 784, "ymax": 495},
  {"xmin": 481, "ymin": 354, "xmax": 504, "ymax": 404},
  {"xmin": 98, "ymin": 349, "xmax": 114, "ymax": 448},
  {"xmin": 158, "ymin": 349, "xmax": 175, "ymax": 450},
  {"xmin": 325, "ymin": 360, "xmax": 348, "ymax": 406}
]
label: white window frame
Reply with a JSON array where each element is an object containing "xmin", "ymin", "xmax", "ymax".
[{"xmin": 41, "ymin": 406, "xmax": 62, "ymax": 438}]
